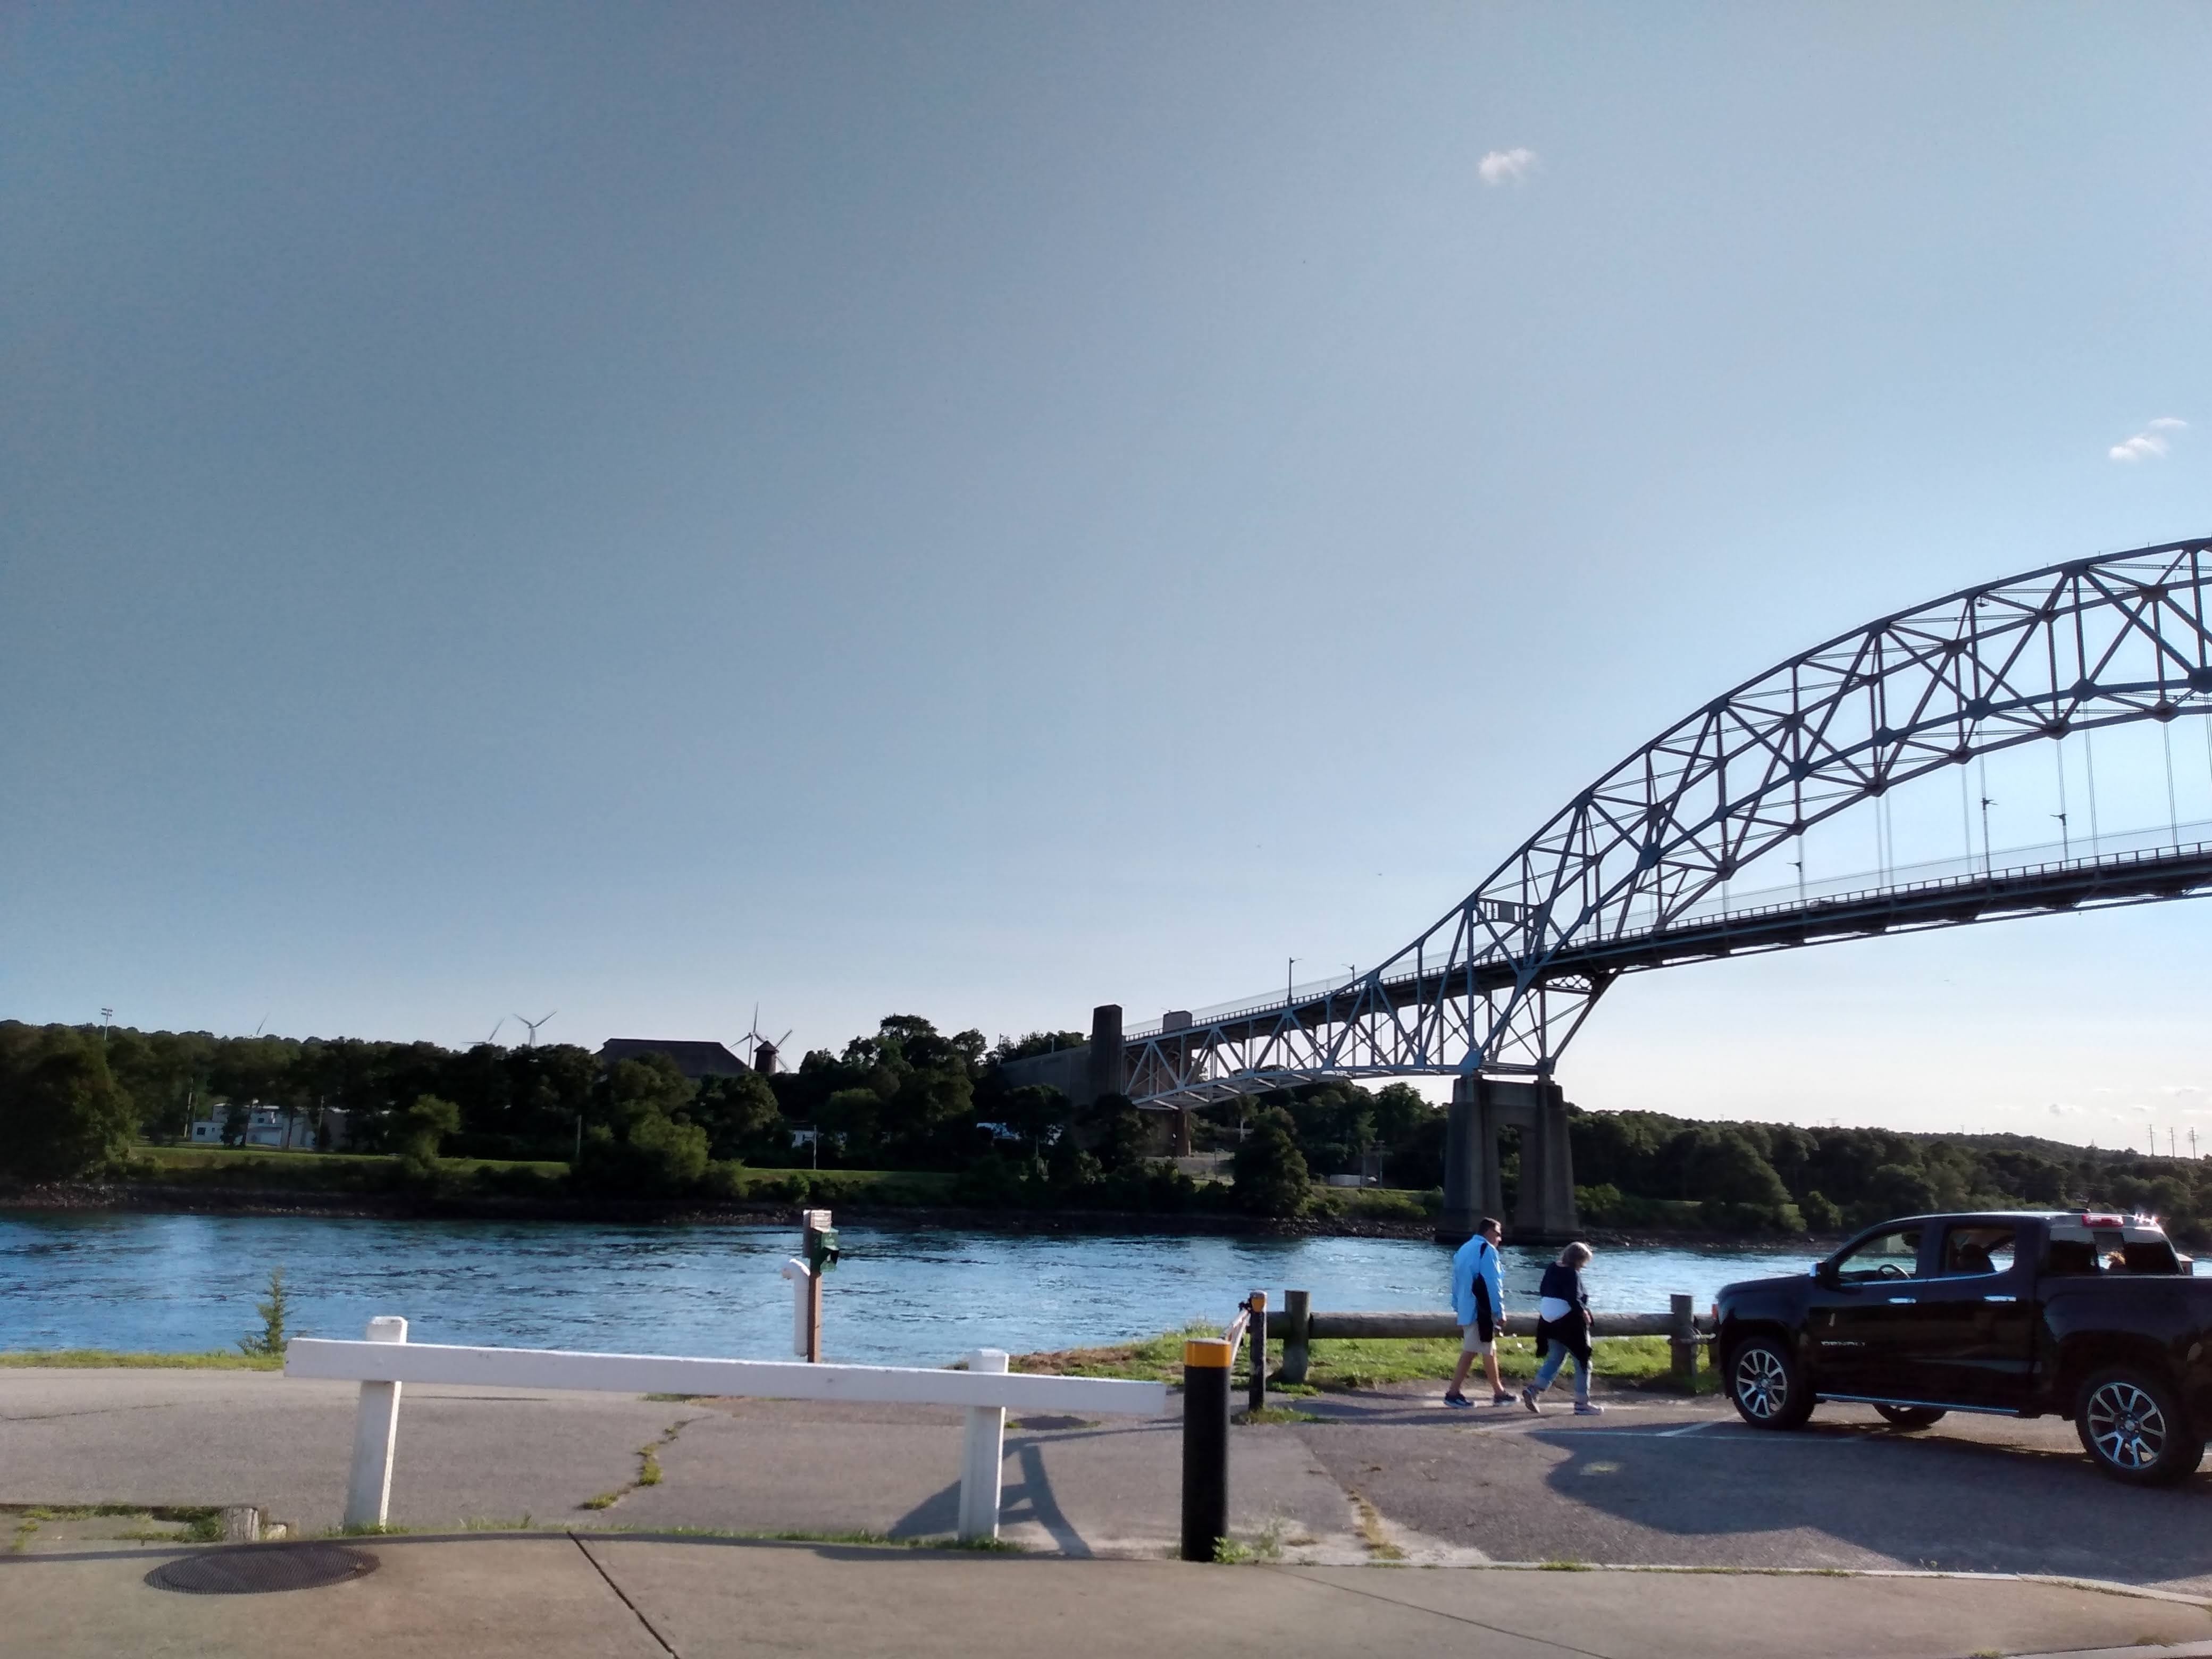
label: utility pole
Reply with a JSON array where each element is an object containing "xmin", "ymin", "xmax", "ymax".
[
  {"xmin": 1286, "ymin": 958, "xmax": 1296, "ymax": 1005},
  {"xmin": 99, "ymin": 1008, "xmax": 113, "ymax": 1048}
]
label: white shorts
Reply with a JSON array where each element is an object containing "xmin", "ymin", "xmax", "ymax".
[{"xmin": 1460, "ymin": 1325, "xmax": 1494, "ymax": 1356}]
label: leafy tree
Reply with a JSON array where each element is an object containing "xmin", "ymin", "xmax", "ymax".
[
  {"xmin": 1798, "ymin": 1190, "xmax": 1842, "ymax": 1231},
  {"xmin": 397, "ymin": 1094, "xmax": 462, "ymax": 1179},
  {"xmin": 1083, "ymin": 1092, "xmax": 1148, "ymax": 1174},
  {"xmin": 1370, "ymin": 1083, "xmax": 1436, "ymax": 1147},
  {"xmin": 993, "ymin": 1085, "xmax": 1071, "ymax": 1157},
  {"xmin": 991, "ymin": 1031, "xmax": 1086, "ymax": 1063},
  {"xmin": 1232, "ymin": 1108, "xmax": 1310, "ymax": 1217},
  {"xmin": 0, "ymin": 1025, "xmax": 139, "ymax": 1180},
  {"xmin": 691, "ymin": 1069, "xmax": 785, "ymax": 1161},
  {"xmin": 573, "ymin": 1054, "xmax": 710, "ymax": 1194}
]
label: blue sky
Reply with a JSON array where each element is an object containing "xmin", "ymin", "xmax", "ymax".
[{"xmin": 4, "ymin": 4, "xmax": 2209, "ymax": 1146}]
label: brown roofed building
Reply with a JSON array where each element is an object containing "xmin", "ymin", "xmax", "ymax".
[{"xmin": 596, "ymin": 1038, "xmax": 750, "ymax": 1080}]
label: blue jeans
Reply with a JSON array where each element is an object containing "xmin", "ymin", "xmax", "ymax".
[{"xmin": 1531, "ymin": 1339, "xmax": 1591, "ymax": 1401}]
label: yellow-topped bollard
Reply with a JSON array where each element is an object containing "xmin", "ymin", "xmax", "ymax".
[{"xmin": 1181, "ymin": 1334, "xmax": 1233, "ymax": 1560}]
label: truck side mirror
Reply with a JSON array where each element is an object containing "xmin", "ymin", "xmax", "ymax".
[{"xmin": 1812, "ymin": 1259, "xmax": 1840, "ymax": 1287}]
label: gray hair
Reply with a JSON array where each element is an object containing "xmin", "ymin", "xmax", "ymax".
[{"xmin": 1559, "ymin": 1241, "xmax": 1593, "ymax": 1268}]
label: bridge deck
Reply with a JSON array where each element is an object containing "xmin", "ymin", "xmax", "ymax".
[{"xmin": 1142, "ymin": 839, "xmax": 2212, "ymax": 1056}]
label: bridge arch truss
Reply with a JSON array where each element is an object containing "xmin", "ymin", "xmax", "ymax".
[{"xmin": 1125, "ymin": 537, "xmax": 2212, "ymax": 1108}]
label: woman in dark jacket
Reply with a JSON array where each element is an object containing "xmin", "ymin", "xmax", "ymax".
[{"xmin": 1520, "ymin": 1241, "xmax": 1602, "ymax": 1416}]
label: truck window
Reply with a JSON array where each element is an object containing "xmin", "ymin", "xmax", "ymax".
[
  {"xmin": 2123, "ymin": 1241, "xmax": 2182, "ymax": 1275},
  {"xmin": 1938, "ymin": 1226, "xmax": 2015, "ymax": 1277},
  {"xmin": 2046, "ymin": 1240, "xmax": 2098, "ymax": 1275},
  {"xmin": 1836, "ymin": 1226, "xmax": 1923, "ymax": 1282}
]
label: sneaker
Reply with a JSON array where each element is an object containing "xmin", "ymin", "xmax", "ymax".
[
  {"xmin": 1520, "ymin": 1387, "xmax": 1543, "ymax": 1415},
  {"xmin": 1490, "ymin": 1391, "xmax": 1516, "ymax": 1406},
  {"xmin": 1573, "ymin": 1401, "xmax": 1605, "ymax": 1417},
  {"xmin": 1442, "ymin": 1392, "xmax": 1472, "ymax": 1409}
]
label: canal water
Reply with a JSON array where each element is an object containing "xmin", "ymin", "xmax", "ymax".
[{"xmin": 0, "ymin": 1213, "xmax": 1818, "ymax": 1365}]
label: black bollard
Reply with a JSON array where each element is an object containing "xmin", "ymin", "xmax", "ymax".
[{"xmin": 1180, "ymin": 1337, "xmax": 1231, "ymax": 1561}]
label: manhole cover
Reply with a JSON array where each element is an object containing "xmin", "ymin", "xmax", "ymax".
[{"xmin": 146, "ymin": 1543, "xmax": 379, "ymax": 1595}]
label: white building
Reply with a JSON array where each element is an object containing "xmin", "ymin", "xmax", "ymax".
[{"xmin": 187, "ymin": 1104, "xmax": 347, "ymax": 1150}]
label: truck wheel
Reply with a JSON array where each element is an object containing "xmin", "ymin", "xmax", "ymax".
[
  {"xmin": 1873, "ymin": 1405, "xmax": 1946, "ymax": 1430},
  {"xmin": 1728, "ymin": 1336, "xmax": 1812, "ymax": 1430},
  {"xmin": 2075, "ymin": 1367, "xmax": 2205, "ymax": 1486}
]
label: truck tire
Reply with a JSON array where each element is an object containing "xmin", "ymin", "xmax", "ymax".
[
  {"xmin": 2074, "ymin": 1366, "xmax": 2205, "ymax": 1487},
  {"xmin": 1728, "ymin": 1336, "xmax": 1813, "ymax": 1430},
  {"xmin": 1872, "ymin": 1404, "xmax": 1945, "ymax": 1430}
]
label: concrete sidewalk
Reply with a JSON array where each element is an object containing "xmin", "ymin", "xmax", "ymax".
[{"xmin": 5, "ymin": 1535, "xmax": 2210, "ymax": 1659}]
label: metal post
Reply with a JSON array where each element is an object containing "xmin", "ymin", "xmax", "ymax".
[
  {"xmin": 1246, "ymin": 1292, "xmax": 1267, "ymax": 1415},
  {"xmin": 1280, "ymin": 1290, "xmax": 1311, "ymax": 1385},
  {"xmin": 1179, "ymin": 1337, "xmax": 1232, "ymax": 1562},
  {"xmin": 801, "ymin": 1209, "xmax": 832, "ymax": 1363},
  {"xmin": 957, "ymin": 1348, "xmax": 1009, "ymax": 1541},
  {"xmin": 1669, "ymin": 1293, "xmax": 1697, "ymax": 1389},
  {"xmin": 342, "ymin": 1316, "xmax": 407, "ymax": 1530}
]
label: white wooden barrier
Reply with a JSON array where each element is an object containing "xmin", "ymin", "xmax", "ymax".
[{"xmin": 287, "ymin": 1320, "xmax": 1167, "ymax": 1540}]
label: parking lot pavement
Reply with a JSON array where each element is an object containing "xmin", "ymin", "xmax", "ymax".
[
  {"xmin": 6, "ymin": 1535, "xmax": 2210, "ymax": 1659},
  {"xmin": 0, "ymin": 1369, "xmax": 1364, "ymax": 1558},
  {"xmin": 16, "ymin": 1367, "xmax": 2212, "ymax": 1599},
  {"xmin": 1283, "ymin": 1385, "xmax": 2212, "ymax": 1594}
]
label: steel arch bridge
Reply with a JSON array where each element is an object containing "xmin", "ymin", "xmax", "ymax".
[{"xmin": 1114, "ymin": 535, "xmax": 2212, "ymax": 1110}]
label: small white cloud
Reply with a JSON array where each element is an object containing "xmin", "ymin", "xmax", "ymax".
[
  {"xmin": 2048, "ymin": 1102, "xmax": 2084, "ymax": 1117},
  {"xmin": 2130, "ymin": 1103, "xmax": 2155, "ymax": 1113},
  {"xmin": 1479, "ymin": 147, "xmax": 1538, "ymax": 186},
  {"xmin": 2110, "ymin": 417, "xmax": 2187, "ymax": 462}
]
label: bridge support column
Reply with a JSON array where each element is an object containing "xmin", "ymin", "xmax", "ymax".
[
  {"xmin": 1434, "ymin": 1077, "xmax": 1578, "ymax": 1246},
  {"xmin": 1438, "ymin": 1076, "xmax": 1485, "ymax": 1246}
]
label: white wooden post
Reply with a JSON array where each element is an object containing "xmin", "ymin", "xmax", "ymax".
[
  {"xmin": 342, "ymin": 1316, "xmax": 407, "ymax": 1530},
  {"xmin": 956, "ymin": 1347, "xmax": 1009, "ymax": 1541},
  {"xmin": 779, "ymin": 1258, "xmax": 812, "ymax": 1358}
]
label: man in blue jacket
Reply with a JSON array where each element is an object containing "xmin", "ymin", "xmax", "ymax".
[{"xmin": 1444, "ymin": 1216, "xmax": 1512, "ymax": 1407}]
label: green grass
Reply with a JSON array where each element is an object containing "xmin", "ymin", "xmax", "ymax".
[
  {"xmin": 4, "ymin": 1504, "xmax": 223, "ymax": 1552},
  {"xmin": 0, "ymin": 1348, "xmax": 283, "ymax": 1370},
  {"xmin": 121, "ymin": 1144, "xmax": 960, "ymax": 1208},
  {"xmin": 1016, "ymin": 1329, "xmax": 1717, "ymax": 1394}
]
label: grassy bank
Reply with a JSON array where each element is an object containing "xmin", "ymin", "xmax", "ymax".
[
  {"xmin": 113, "ymin": 1146, "xmax": 959, "ymax": 1208},
  {"xmin": 0, "ymin": 1348, "xmax": 282, "ymax": 1370},
  {"xmin": 1016, "ymin": 1329, "xmax": 1715, "ymax": 1393}
]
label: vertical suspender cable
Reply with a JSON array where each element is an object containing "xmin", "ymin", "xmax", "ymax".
[
  {"xmin": 2164, "ymin": 717, "xmax": 2179, "ymax": 844},
  {"xmin": 2084, "ymin": 729, "xmax": 2101, "ymax": 851},
  {"xmin": 2055, "ymin": 741, "xmax": 2070, "ymax": 859}
]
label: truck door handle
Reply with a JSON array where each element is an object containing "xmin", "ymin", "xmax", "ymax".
[
  {"xmin": 1983, "ymin": 1294, "xmax": 2016, "ymax": 1303},
  {"xmin": 1887, "ymin": 1296, "xmax": 1915, "ymax": 1304}
]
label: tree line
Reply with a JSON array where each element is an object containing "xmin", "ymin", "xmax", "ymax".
[{"xmin": 4, "ymin": 1015, "xmax": 2209, "ymax": 1237}]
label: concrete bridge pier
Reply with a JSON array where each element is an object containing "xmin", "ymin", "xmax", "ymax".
[{"xmin": 1435, "ymin": 1075, "xmax": 1578, "ymax": 1245}]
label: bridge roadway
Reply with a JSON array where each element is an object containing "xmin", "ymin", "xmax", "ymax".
[{"xmin": 1132, "ymin": 836, "xmax": 2212, "ymax": 1062}]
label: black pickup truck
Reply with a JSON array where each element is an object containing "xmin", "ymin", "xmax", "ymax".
[{"xmin": 1714, "ymin": 1210, "xmax": 2212, "ymax": 1485}]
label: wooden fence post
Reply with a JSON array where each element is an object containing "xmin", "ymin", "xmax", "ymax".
[
  {"xmin": 1246, "ymin": 1292, "xmax": 1267, "ymax": 1415},
  {"xmin": 342, "ymin": 1316, "xmax": 407, "ymax": 1530},
  {"xmin": 1280, "ymin": 1291, "xmax": 1310, "ymax": 1385},
  {"xmin": 1669, "ymin": 1294, "xmax": 1697, "ymax": 1389},
  {"xmin": 956, "ymin": 1348, "xmax": 1009, "ymax": 1541}
]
